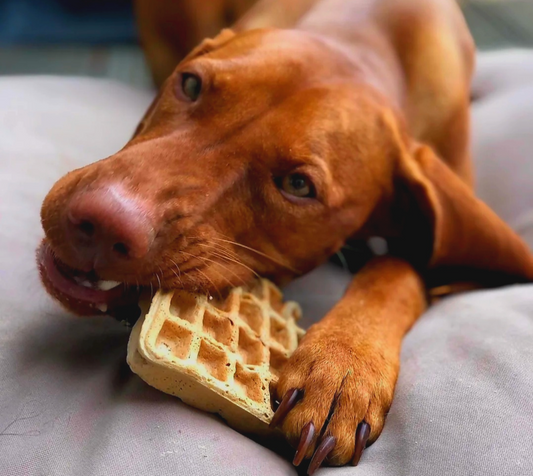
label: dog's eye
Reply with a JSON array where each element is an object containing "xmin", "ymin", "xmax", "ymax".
[
  {"xmin": 280, "ymin": 173, "xmax": 315, "ymax": 198},
  {"xmin": 181, "ymin": 73, "xmax": 202, "ymax": 101}
]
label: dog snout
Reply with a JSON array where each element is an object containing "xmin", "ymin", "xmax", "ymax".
[{"xmin": 65, "ymin": 185, "xmax": 155, "ymax": 270}]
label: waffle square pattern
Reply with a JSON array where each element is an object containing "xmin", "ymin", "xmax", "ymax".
[{"xmin": 127, "ymin": 279, "xmax": 305, "ymax": 434}]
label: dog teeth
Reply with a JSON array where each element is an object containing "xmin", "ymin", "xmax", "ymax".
[
  {"xmin": 74, "ymin": 277, "xmax": 122, "ymax": 291},
  {"xmin": 96, "ymin": 303, "xmax": 108, "ymax": 313},
  {"xmin": 75, "ymin": 279, "xmax": 94, "ymax": 288},
  {"xmin": 95, "ymin": 280, "xmax": 122, "ymax": 291}
]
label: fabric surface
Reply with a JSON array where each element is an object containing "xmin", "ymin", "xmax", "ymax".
[
  {"xmin": 471, "ymin": 51, "xmax": 533, "ymax": 248},
  {"xmin": 1, "ymin": 51, "xmax": 533, "ymax": 476}
]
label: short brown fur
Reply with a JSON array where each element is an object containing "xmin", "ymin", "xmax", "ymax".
[{"xmin": 40, "ymin": 0, "xmax": 533, "ymax": 471}]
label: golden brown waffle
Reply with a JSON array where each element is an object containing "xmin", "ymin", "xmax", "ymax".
[{"xmin": 127, "ymin": 279, "xmax": 305, "ymax": 434}]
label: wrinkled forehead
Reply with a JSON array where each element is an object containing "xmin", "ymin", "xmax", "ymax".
[
  {"xmin": 257, "ymin": 84, "xmax": 391, "ymax": 161},
  {"xmin": 149, "ymin": 28, "xmax": 392, "ymax": 168},
  {"xmin": 178, "ymin": 29, "xmax": 351, "ymax": 90}
]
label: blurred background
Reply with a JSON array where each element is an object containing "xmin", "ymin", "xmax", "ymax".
[{"xmin": 0, "ymin": 0, "xmax": 532, "ymax": 90}]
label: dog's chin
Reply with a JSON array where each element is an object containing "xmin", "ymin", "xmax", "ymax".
[{"xmin": 37, "ymin": 240, "xmax": 142, "ymax": 320}]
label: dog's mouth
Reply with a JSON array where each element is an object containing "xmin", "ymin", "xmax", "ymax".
[{"xmin": 37, "ymin": 240, "xmax": 142, "ymax": 320}]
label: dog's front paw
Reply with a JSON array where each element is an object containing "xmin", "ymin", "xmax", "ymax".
[{"xmin": 271, "ymin": 327, "xmax": 400, "ymax": 473}]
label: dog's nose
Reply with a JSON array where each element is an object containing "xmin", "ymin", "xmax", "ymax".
[{"xmin": 66, "ymin": 186, "xmax": 154, "ymax": 269}]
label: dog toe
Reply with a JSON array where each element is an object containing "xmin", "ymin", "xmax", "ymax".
[
  {"xmin": 270, "ymin": 388, "xmax": 301, "ymax": 429},
  {"xmin": 293, "ymin": 421, "xmax": 315, "ymax": 466},
  {"xmin": 352, "ymin": 421, "xmax": 371, "ymax": 466},
  {"xmin": 271, "ymin": 332, "xmax": 399, "ymax": 472},
  {"xmin": 308, "ymin": 436, "xmax": 336, "ymax": 475}
]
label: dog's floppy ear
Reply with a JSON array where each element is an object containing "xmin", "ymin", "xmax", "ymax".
[
  {"xmin": 390, "ymin": 128, "xmax": 533, "ymax": 280},
  {"xmin": 182, "ymin": 29, "xmax": 236, "ymax": 62}
]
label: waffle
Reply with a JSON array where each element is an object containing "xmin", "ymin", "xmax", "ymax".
[{"xmin": 127, "ymin": 279, "xmax": 305, "ymax": 435}]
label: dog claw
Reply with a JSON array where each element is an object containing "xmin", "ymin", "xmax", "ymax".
[
  {"xmin": 352, "ymin": 421, "xmax": 371, "ymax": 466},
  {"xmin": 307, "ymin": 435, "xmax": 336, "ymax": 475},
  {"xmin": 293, "ymin": 421, "xmax": 315, "ymax": 466},
  {"xmin": 270, "ymin": 388, "xmax": 300, "ymax": 428}
]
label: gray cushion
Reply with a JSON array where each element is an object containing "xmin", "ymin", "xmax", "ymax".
[{"xmin": 1, "ymin": 50, "xmax": 533, "ymax": 476}]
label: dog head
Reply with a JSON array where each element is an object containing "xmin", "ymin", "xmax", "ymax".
[{"xmin": 38, "ymin": 28, "xmax": 533, "ymax": 316}]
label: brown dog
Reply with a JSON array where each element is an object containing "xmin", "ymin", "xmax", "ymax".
[{"xmin": 38, "ymin": 0, "xmax": 533, "ymax": 473}]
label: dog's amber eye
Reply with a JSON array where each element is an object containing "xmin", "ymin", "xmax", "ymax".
[
  {"xmin": 281, "ymin": 173, "xmax": 315, "ymax": 198},
  {"xmin": 181, "ymin": 73, "xmax": 202, "ymax": 101}
]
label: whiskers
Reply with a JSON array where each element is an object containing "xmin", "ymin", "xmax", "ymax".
[
  {"xmin": 197, "ymin": 243, "xmax": 261, "ymax": 280},
  {"xmin": 156, "ymin": 266, "xmax": 164, "ymax": 291},
  {"xmin": 210, "ymin": 233, "xmax": 299, "ymax": 274},
  {"xmin": 336, "ymin": 250, "xmax": 349, "ymax": 272},
  {"xmin": 179, "ymin": 249, "xmax": 240, "ymax": 299},
  {"xmin": 157, "ymin": 232, "xmax": 297, "ymax": 296},
  {"xmin": 168, "ymin": 258, "xmax": 183, "ymax": 287}
]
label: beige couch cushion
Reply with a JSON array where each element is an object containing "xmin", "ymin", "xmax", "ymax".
[{"xmin": 1, "ymin": 50, "xmax": 533, "ymax": 475}]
